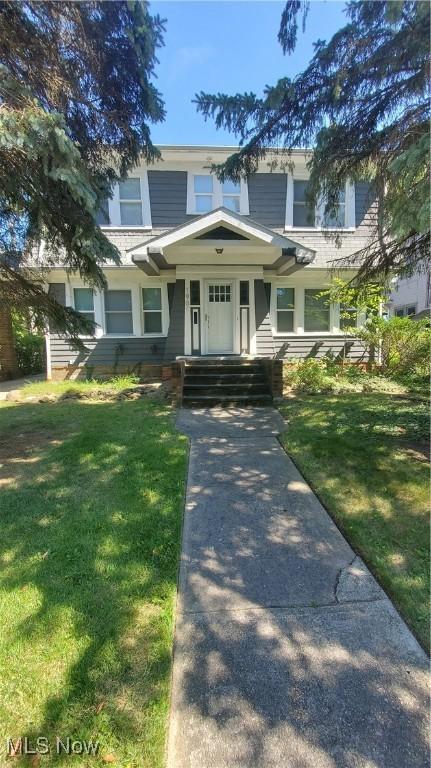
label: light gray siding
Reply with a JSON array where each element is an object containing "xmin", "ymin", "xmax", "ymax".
[
  {"xmin": 254, "ymin": 279, "xmax": 274, "ymax": 356},
  {"xmin": 148, "ymin": 170, "xmax": 188, "ymax": 227},
  {"xmin": 248, "ymin": 173, "xmax": 287, "ymax": 229},
  {"xmin": 50, "ymin": 336, "xmax": 166, "ymax": 369},
  {"xmin": 164, "ymin": 279, "xmax": 185, "ymax": 360},
  {"xmin": 273, "ymin": 335, "xmax": 368, "ymax": 361}
]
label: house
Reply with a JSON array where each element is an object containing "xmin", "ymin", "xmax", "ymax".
[
  {"xmin": 44, "ymin": 145, "xmax": 376, "ymax": 391},
  {"xmin": 387, "ymin": 269, "xmax": 431, "ymax": 320}
]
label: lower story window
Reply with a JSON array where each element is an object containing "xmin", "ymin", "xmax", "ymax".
[
  {"xmin": 339, "ymin": 304, "xmax": 357, "ymax": 331},
  {"xmin": 277, "ymin": 287, "xmax": 294, "ymax": 332},
  {"xmin": 304, "ymin": 289, "xmax": 330, "ymax": 332},
  {"xmin": 395, "ymin": 305, "xmax": 416, "ymax": 317},
  {"xmin": 74, "ymin": 288, "xmax": 95, "ymax": 327},
  {"xmin": 104, "ymin": 289, "xmax": 133, "ymax": 334},
  {"xmin": 142, "ymin": 287, "xmax": 162, "ymax": 333}
]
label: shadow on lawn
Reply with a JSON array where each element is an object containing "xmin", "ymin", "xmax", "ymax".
[{"xmin": 0, "ymin": 400, "xmax": 187, "ymax": 764}]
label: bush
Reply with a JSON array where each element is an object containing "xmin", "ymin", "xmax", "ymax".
[
  {"xmin": 284, "ymin": 359, "xmax": 334, "ymax": 393},
  {"xmin": 12, "ymin": 314, "xmax": 45, "ymax": 375},
  {"xmin": 357, "ymin": 316, "xmax": 430, "ymax": 378}
]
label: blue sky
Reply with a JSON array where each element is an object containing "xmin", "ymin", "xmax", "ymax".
[{"xmin": 151, "ymin": 1, "xmax": 348, "ymax": 145}]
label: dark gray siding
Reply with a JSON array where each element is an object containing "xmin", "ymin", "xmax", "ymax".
[
  {"xmin": 164, "ymin": 279, "xmax": 185, "ymax": 360},
  {"xmin": 254, "ymin": 279, "xmax": 274, "ymax": 355},
  {"xmin": 50, "ymin": 336, "xmax": 166, "ymax": 369},
  {"xmin": 148, "ymin": 170, "xmax": 188, "ymax": 227},
  {"xmin": 248, "ymin": 173, "xmax": 287, "ymax": 229},
  {"xmin": 355, "ymin": 182, "xmax": 376, "ymax": 229},
  {"xmin": 273, "ymin": 335, "xmax": 368, "ymax": 361}
]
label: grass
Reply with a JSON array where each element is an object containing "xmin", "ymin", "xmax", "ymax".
[
  {"xmin": 21, "ymin": 374, "xmax": 141, "ymax": 398},
  {"xmin": 279, "ymin": 393, "xmax": 430, "ymax": 652},
  {"xmin": 0, "ymin": 394, "xmax": 187, "ymax": 766}
]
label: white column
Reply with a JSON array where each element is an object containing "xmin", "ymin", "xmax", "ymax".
[
  {"xmin": 131, "ymin": 285, "xmax": 141, "ymax": 336},
  {"xmin": 296, "ymin": 287, "xmax": 305, "ymax": 333},
  {"xmin": 249, "ymin": 278, "xmax": 257, "ymax": 354},
  {"xmin": 184, "ymin": 279, "xmax": 191, "ymax": 355}
]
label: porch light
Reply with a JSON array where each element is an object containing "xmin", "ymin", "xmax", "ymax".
[{"xmin": 215, "ymin": 247, "xmax": 224, "ymax": 255}]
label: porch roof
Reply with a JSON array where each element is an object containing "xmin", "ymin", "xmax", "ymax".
[{"xmin": 128, "ymin": 207, "xmax": 315, "ymax": 276}]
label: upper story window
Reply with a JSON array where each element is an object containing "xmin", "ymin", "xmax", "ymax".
[
  {"xmin": 293, "ymin": 181, "xmax": 315, "ymax": 228},
  {"xmin": 187, "ymin": 173, "xmax": 249, "ymax": 215},
  {"xmin": 98, "ymin": 172, "xmax": 152, "ymax": 228},
  {"xmin": 119, "ymin": 178, "xmax": 144, "ymax": 225},
  {"xmin": 286, "ymin": 178, "xmax": 354, "ymax": 230}
]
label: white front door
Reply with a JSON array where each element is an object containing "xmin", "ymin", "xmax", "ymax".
[{"xmin": 205, "ymin": 281, "xmax": 234, "ymax": 353}]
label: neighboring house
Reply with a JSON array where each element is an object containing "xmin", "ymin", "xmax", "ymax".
[
  {"xmin": 387, "ymin": 269, "xmax": 431, "ymax": 320},
  {"xmin": 44, "ymin": 145, "xmax": 376, "ymax": 380}
]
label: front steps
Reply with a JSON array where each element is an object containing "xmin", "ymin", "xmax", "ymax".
[{"xmin": 181, "ymin": 358, "xmax": 272, "ymax": 407}]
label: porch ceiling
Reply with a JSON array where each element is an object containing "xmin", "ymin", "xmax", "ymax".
[{"xmin": 128, "ymin": 207, "xmax": 315, "ymax": 276}]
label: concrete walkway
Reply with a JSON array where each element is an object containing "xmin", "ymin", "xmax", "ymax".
[
  {"xmin": 0, "ymin": 374, "xmax": 44, "ymax": 400},
  {"xmin": 169, "ymin": 407, "xmax": 428, "ymax": 768}
]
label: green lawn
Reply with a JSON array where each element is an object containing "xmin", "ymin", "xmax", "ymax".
[
  {"xmin": 0, "ymin": 396, "xmax": 187, "ymax": 766},
  {"xmin": 279, "ymin": 393, "xmax": 430, "ymax": 652}
]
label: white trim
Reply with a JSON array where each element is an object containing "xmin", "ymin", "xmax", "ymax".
[
  {"xmin": 184, "ymin": 279, "xmax": 191, "ymax": 355},
  {"xmin": 284, "ymin": 178, "xmax": 355, "ymax": 231},
  {"xmin": 45, "ymin": 333, "xmax": 52, "ymax": 379},
  {"xmin": 186, "ymin": 172, "xmax": 249, "ymax": 216},
  {"xmin": 249, "ymin": 279, "xmax": 257, "ymax": 355},
  {"xmin": 131, "ymin": 207, "xmax": 314, "ymax": 258}
]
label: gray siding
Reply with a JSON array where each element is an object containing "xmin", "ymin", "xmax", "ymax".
[
  {"xmin": 254, "ymin": 279, "xmax": 274, "ymax": 356},
  {"xmin": 50, "ymin": 336, "xmax": 166, "ymax": 369},
  {"xmin": 148, "ymin": 170, "xmax": 188, "ymax": 227},
  {"xmin": 355, "ymin": 181, "xmax": 376, "ymax": 229},
  {"xmin": 248, "ymin": 173, "xmax": 287, "ymax": 229},
  {"xmin": 273, "ymin": 335, "xmax": 368, "ymax": 361},
  {"xmin": 164, "ymin": 279, "xmax": 185, "ymax": 360}
]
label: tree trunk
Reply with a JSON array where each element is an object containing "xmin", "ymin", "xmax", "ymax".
[{"xmin": 0, "ymin": 308, "xmax": 19, "ymax": 380}]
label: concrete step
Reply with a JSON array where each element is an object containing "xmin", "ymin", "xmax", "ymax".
[
  {"xmin": 184, "ymin": 382, "xmax": 269, "ymax": 394},
  {"xmin": 182, "ymin": 393, "xmax": 273, "ymax": 407},
  {"xmin": 184, "ymin": 373, "xmax": 267, "ymax": 385},
  {"xmin": 185, "ymin": 364, "xmax": 263, "ymax": 376}
]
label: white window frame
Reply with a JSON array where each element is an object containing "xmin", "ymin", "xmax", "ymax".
[
  {"xmin": 275, "ymin": 287, "xmax": 295, "ymax": 334},
  {"xmin": 140, "ymin": 283, "xmax": 169, "ymax": 337},
  {"xmin": 285, "ymin": 175, "xmax": 355, "ymax": 231},
  {"xmin": 394, "ymin": 304, "xmax": 417, "ymax": 318},
  {"xmin": 70, "ymin": 283, "xmax": 103, "ymax": 338},
  {"xmin": 104, "ymin": 171, "xmax": 152, "ymax": 229},
  {"xmin": 186, "ymin": 172, "xmax": 249, "ymax": 216},
  {"xmin": 103, "ymin": 288, "xmax": 135, "ymax": 336}
]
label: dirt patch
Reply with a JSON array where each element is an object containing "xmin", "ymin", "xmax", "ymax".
[
  {"xmin": 399, "ymin": 440, "xmax": 430, "ymax": 463},
  {"xmin": 0, "ymin": 430, "xmax": 63, "ymax": 488}
]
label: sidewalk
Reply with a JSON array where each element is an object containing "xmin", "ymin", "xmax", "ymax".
[{"xmin": 168, "ymin": 407, "xmax": 428, "ymax": 768}]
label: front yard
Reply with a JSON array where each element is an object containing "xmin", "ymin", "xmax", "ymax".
[
  {"xmin": 0, "ymin": 392, "xmax": 187, "ymax": 766},
  {"xmin": 279, "ymin": 393, "xmax": 430, "ymax": 652}
]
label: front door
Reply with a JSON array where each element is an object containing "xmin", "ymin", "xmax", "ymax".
[{"xmin": 205, "ymin": 281, "xmax": 234, "ymax": 353}]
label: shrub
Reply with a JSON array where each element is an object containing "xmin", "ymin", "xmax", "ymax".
[
  {"xmin": 284, "ymin": 359, "xmax": 333, "ymax": 393},
  {"xmin": 12, "ymin": 314, "xmax": 45, "ymax": 375},
  {"xmin": 357, "ymin": 316, "xmax": 430, "ymax": 378}
]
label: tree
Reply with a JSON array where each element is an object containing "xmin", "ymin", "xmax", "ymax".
[
  {"xmin": 195, "ymin": 0, "xmax": 430, "ymax": 283},
  {"xmin": 0, "ymin": 0, "xmax": 165, "ymax": 374}
]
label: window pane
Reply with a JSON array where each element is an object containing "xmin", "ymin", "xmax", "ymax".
[
  {"xmin": 194, "ymin": 175, "xmax": 213, "ymax": 193},
  {"xmin": 304, "ymin": 289, "xmax": 330, "ymax": 332},
  {"xmin": 142, "ymin": 287, "xmax": 161, "ymax": 311},
  {"xmin": 277, "ymin": 287, "xmax": 294, "ymax": 310},
  {"xmin": 190, "ymin": 280, "xmax": 200, "ymax": 305},
  {"xmin": 144, "ymin": 312, "xmax": 162, "ymax": 333},
  {"xmin": 223, "ymin": 195, "xmax": 240, "ymax": 212},
  {"xmin": 106, "ymin": 312, "xmax": 133, "ymax": 334},
  {"xmin": 277, "ymin": 311, "xmax": 294, "ymax": 333},
  {"xmin": 105, "ymin": 290, "xmax": 132, "ymax": 312},
  {"xmin": 120, "ymin": 202, "xmax": 143, "ymax": 225},
  {"xmin": 95, "ymin": 199, "xmax": 110, "ymax": 225},
  {"xmin": 340, "ymin": 306, "xmax": 357, "ymax": 330},
  {"xmin": 293, "ymin": 180, "xmax": 309, "ymax": 203},
  {"xmin": 406, "ymin": 305, "xmax": 416, "ymax": 316},
  {"xmin": 293, "ymin": 203, "xmax": 315, "ymax": 227},
  {"xmin": 395, "ymin": 308, "xmax": 405, "ymax": 317},
  {"xmin": 240, "ymin": 281, "xmax": 249, "ymax": 306},
  {"xmin": 324, "ymin": 204, "xmax": 345, "ymax": 228},
  {"xmin": 119, "ymin": 178, "xmax": 141, "ymax": 200},
  {"xmin": 74, "ymin": 288, "xmax": 94, "ymax": 312},
  {"xmin": 195, "ymin": 195, "xmax": 213, "ymax": 213},
  {"xmin": 222, "ymin": 179, "xmax": 240, "ymax": 194}
]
